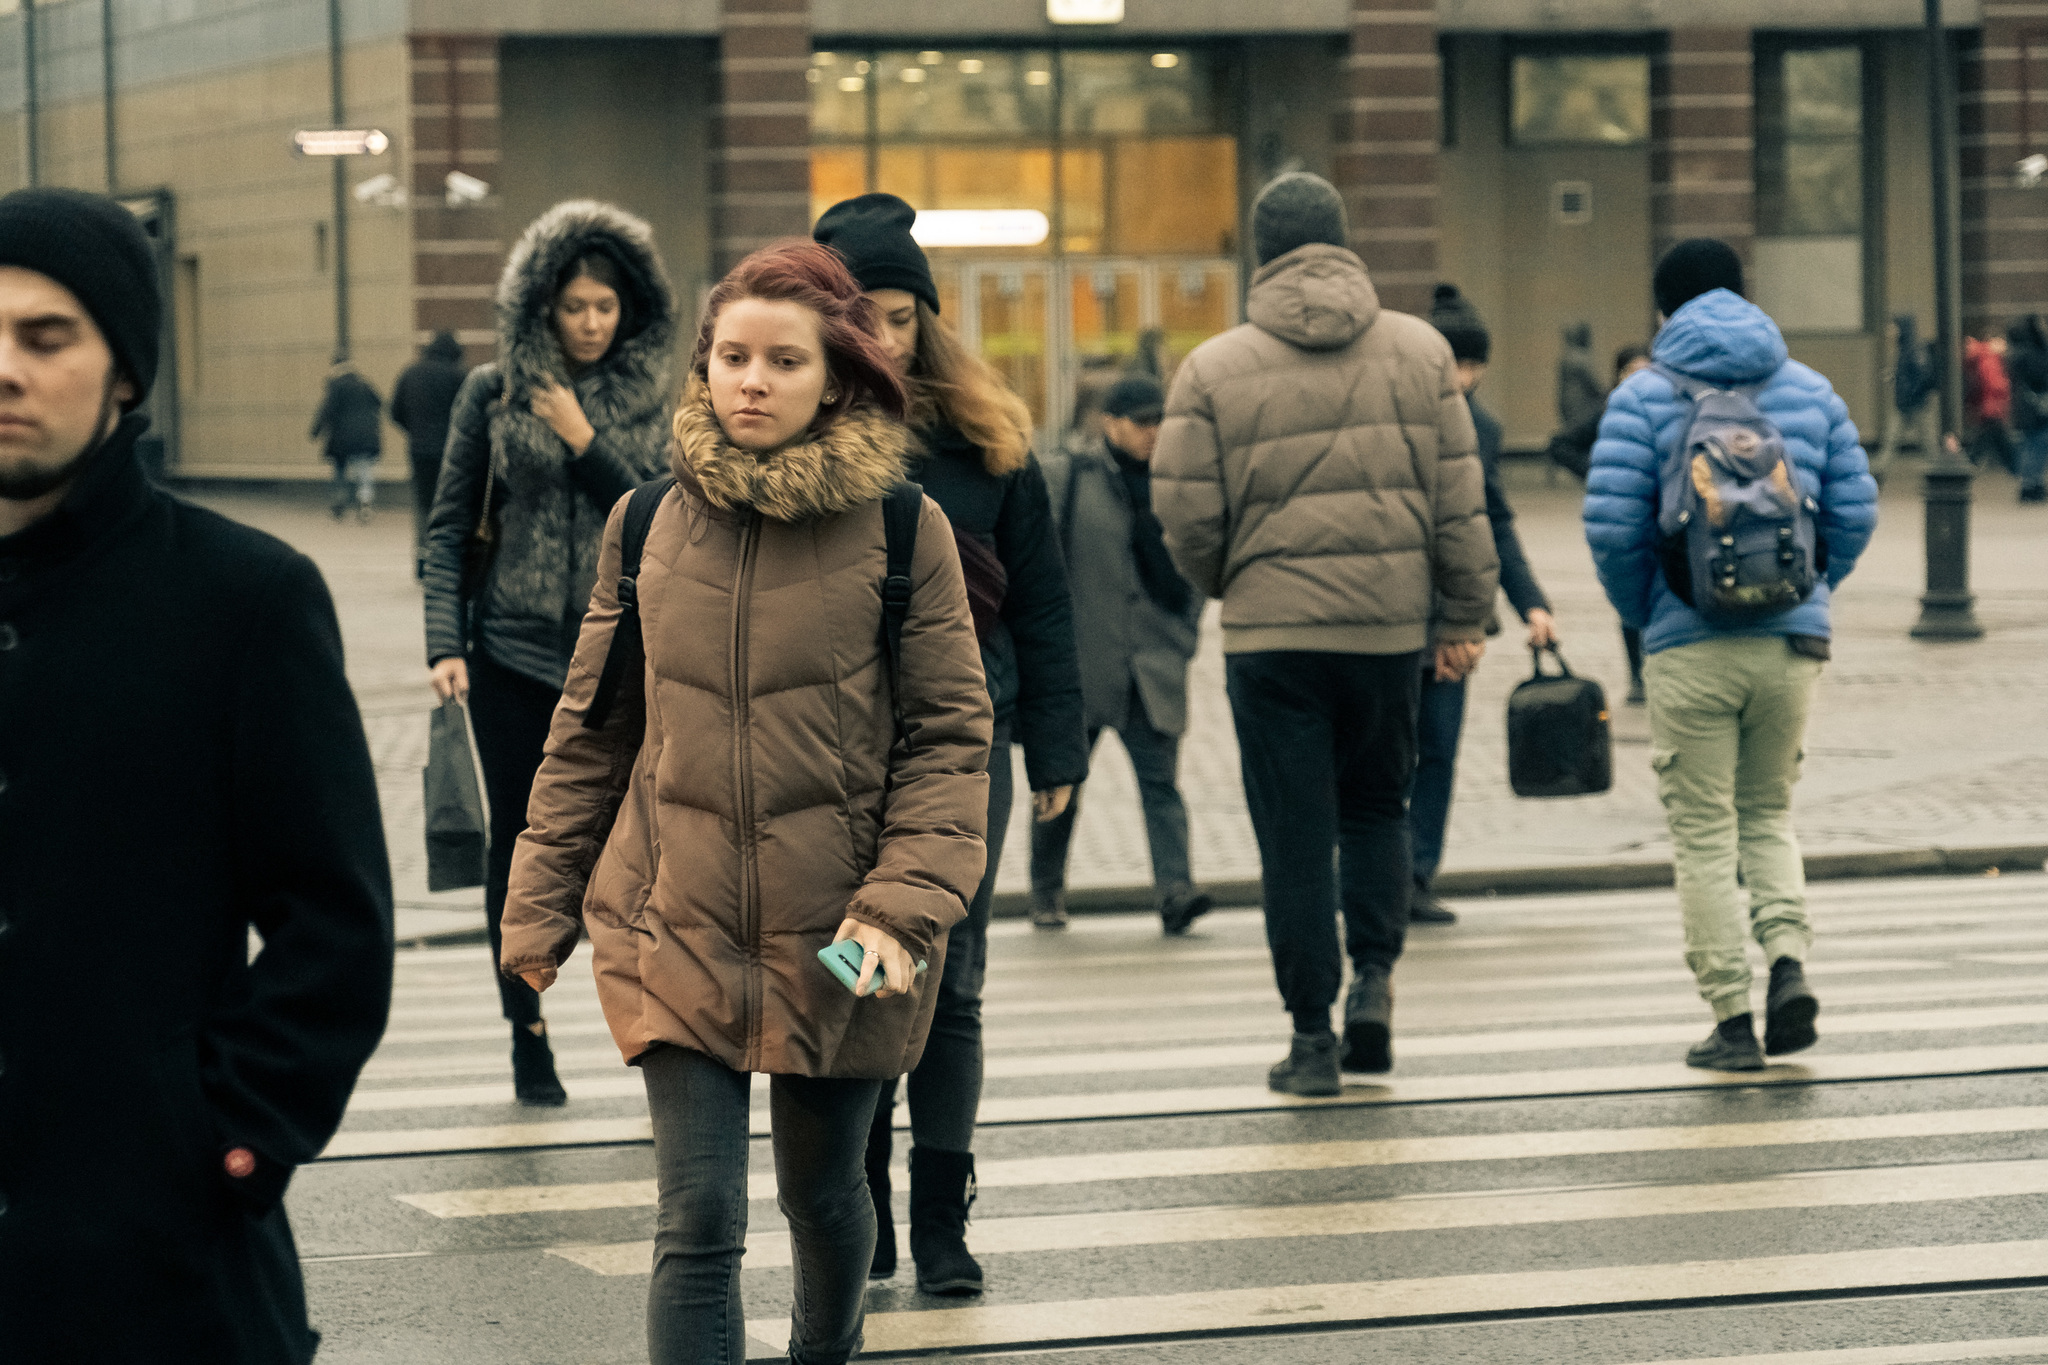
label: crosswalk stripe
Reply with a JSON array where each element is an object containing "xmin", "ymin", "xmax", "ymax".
[
  {"xmin": 395, "ymin": 1106, "xmax": 2048, "ymax": 1219},
  {"xmin": 552, "ymin": 1156, "xmax": 2048, "ymax": 1275},
  {"xmin": 322, "ymin": 1117, "xmax": 651, "ymax": 1159},
  {"xmin": 1609, "ymin": 1339, "xmax": 2048, "ymax": 1365},
  {"xmin": 754, "ymin": 1238, "xmax": 2048, "ymax": 1352}
]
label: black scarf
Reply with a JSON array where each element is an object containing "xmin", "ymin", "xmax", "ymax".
[{"xmin": 1109, "ymin": 442, "xmax": 1192, "ymax": 618}]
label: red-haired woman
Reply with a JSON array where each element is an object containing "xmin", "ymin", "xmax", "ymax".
[{"xmin": 498, "ymin": 241, "xmax": 993, "ymax": 1364}]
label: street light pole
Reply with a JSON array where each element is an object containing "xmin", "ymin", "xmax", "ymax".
[
  {"xmin": 23, "ymin": 0, "xmax": 39, "ymax": 188},
  {"xmin": 1910, "ymin": 0, "xmax": 1984, "ymax": 640},
  {"xmin": 327, "ymin": 0, "xmax": 350, "ymax": 364}
]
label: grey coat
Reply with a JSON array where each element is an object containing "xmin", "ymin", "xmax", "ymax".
[
  {"xmin": 422, "ymin": 200, "xmax": 678, "ymax": 687},
  {"xmin": 1043, "ymin": 436, "xmax": 1201, "ymax": 737}
]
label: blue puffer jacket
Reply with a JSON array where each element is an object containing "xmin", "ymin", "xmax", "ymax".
[{"xmin": 1583, "ymin": 289, "xmax": 1878, "ymax": 654}]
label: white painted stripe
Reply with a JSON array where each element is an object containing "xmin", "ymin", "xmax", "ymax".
[
  {"xmin": 1963, "ymin": 952, "xmax": 2048, "ymax": 965},
  {"xmin": 769, "ymin": 1239, "xmax": 2048, "ymax": 1352},
  {"xmin": 395, "ymin": 1106, "xmax": 2048, "ymax": 1218},
  {"xmin": 1610, "ymin": 1338, "xmax": 2048, "ymax": 1365},
  {"xmin": 554, "ymin": 1157, "xmax": 2048, "ymax": 1275},
  {"xmin": 321, "ymin": 1117, "xmax": 652, "ymax": 1159}
]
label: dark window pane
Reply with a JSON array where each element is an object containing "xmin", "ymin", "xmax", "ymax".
[
  {"xmin": 1060, "ymin": 49, "xmax": 1222, "ymax": 136},
  {"xmin": 1511, "ymin": 55, "xmax": 1649, "ymax": 146},
  {"xmin": 1782, "ymin": 140, "xmax": 1863, "ymax": 236},
  {"xmin": 1784, "ymin": 47, "xmax": 1861, "ymax": 140}
]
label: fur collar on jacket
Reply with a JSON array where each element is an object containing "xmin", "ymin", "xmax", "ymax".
[{"xmin": 673, "ymin": 381, "xmax": 912, "ymax": 522}]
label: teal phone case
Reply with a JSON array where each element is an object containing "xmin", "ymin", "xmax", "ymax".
[{"xmin": 817, "ymin": 940, "xmax": 928, "ymax": 996}]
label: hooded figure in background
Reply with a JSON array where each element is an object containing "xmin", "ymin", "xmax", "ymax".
[
  {"xmin": 1558, "ymin": 321, "xmax": 1605, "ymax": 434},
  {"xmin": 2005, "ymin": 314, "xmax": 2048, "ymax": 501},
  {"xmin": 391, "ymin": 329, "xmax": 470, "ymax": 568},
  {"xmin": 1874, "ymin": 313, "xmax": 1941, "ymax": 484},
  {"xmin": 420, "ymin": 199, "xmax": 678, "ymax": 1105},
  {"xmin": 310, "ymin": 360, "xmax": 383, "ymax": 520}
]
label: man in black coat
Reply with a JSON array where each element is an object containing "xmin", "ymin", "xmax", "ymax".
[
  {"xmin": 310, "ymin": 359, "xmax": 384, "ymax": 520},
  {"xmin": 0, "ymin": 187, "xmax": 394, "ymax": 1363},
  {"xmin": 391, "ymin": 328, "xmax": 469, "ymax": 570}
]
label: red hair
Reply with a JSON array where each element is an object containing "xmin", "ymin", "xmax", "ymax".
[{"xmin": 691, "ymin": 240, "xmax": 909, "ymax": 425}]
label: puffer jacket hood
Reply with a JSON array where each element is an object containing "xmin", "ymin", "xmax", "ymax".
[
  {"xmin": 497, "ymin": 199, "xmax": 676, "ymax": 398},
  {"xmin": 500, "ymin": 403, "xmax": 993, "ymax": 1079},
  {"xmin": 1246, "ymin": 243, "xmax": 1381, "ymax": 352},
  {"xmin": 1583, "ymin": 289, "xmax": 1878, "ymax": 654},
  {"xmin": 424, "ymin": 330, "xmax": 464, "ymax": 363},
  {"xmin": 673, "ymin": 381, "xmax": 911, "ymax": 521}
]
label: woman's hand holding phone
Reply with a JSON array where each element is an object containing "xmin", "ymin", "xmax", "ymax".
[{"xmin": 831, "ymin": 919, "xmax": 916, "ymax": 999}]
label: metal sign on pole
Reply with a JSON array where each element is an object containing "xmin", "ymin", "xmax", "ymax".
[{"xmin": 1910, "ymin": 0, "xmax": 1984, "ymax": 640}]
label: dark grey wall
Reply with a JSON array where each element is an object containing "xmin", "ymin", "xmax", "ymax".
[{"xmin": 497, "ymin": 37, "xmax": 716, "ymax": 338}]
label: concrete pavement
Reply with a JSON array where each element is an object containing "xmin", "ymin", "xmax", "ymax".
[{"xmin": 185, "ymin": 455, "xmax": 2048, "ymax": 940}]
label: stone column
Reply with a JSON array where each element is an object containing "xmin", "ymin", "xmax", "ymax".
[
  {"xmin": 714, "ymin": 0, "xmax": 812, "ymax": 275},
  {"xmin": 1333, "ymin": 0, "xmax": 1439, "ymax": 318},
  {"xmin": 1651, "ymin": 29, "xmax": 1755, "ymax": 271},
  {"xmin": 1960, "ymin": 5, "xmax": 2047, "ymax": 336},
  {"xmin": 409, "ymin": 34, "xmax": 502, "ymax": 365}
]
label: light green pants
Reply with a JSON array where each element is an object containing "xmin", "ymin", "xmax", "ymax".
[{"xmin": 1645, "ymin": 636, "xmax": 1825, "ymax": 1021}]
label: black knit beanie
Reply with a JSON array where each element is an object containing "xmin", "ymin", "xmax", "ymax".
[
  {"xmin": 1429, "ymin": 284, "xmax": 1490, "ymax": 363},
  {"xmin": 0, "ymin": 187, "xmax": 160, "ymax": 407},
  {"xmin": 813, "ymin": 193, "xmax": 940, "ymax": 315},
  {"xmin": 1251, "ymin": 172, "xmax": 1348, "ymax": 267},
  {"xmin": 1653, "ymin": 238, "xmax": 1745, "ymax": 318}
]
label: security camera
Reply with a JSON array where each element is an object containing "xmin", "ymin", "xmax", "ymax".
[
  {"xmin": 445, "ymin": 171, "xmax": 492, "ymax": 206},
  {"xmin": 352, "ymin": 172, "xmax": 405, "ymax": 208},
  {"xmin": 2018, "ymin": 154, "xmax": 2048, "ymax": 188}
]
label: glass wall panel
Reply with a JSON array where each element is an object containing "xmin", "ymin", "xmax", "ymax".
[
  {"xmin": 1060, "ymin": 50, "xmax": 1218, "ymax": 135},
  {"xmin": 1755, "ymin": 43, "xmax": 1865, "ymax": 333},
  {"xmin": 808, "ymin": 51, "xmax": 871, "ymax": 142},
  {"xmin": 1510, "ymin": 55, "xmax": 1650, "ymax": 146},
  {"xmin": 875, "ymin": 49, "xmax": 1056, "ymax": 139},
  {"xmin": 977, "ymin": 268, "xmax": 1051, "ymax": 430},
  {"xmin": 1108, "ymin": 135, "xmax": 1237, "ymax": 255}
]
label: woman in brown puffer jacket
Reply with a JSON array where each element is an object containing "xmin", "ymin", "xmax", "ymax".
[{"xmin": 499, "ymin": 241, "xmax": 992, "ymax": 1365}]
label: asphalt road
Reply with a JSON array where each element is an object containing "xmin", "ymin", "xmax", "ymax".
[{"xmin": 293, "ymin": 871, "xmax": 2048, "ymax": 1363}]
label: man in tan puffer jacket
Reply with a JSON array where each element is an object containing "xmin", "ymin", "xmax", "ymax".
[{"xmin": 1154, "ymin": 171, "xmax": 1497, "ymax": 1097}]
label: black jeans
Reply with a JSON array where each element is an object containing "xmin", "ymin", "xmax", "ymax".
[
  {"xmin": 643, "ymin": 1045, "xmax": 883, "ymax": 1365},
  {"xmin": 882, "ymin": 723, "xmax": 1011, "ymax": 1154},
  {"xmin": 1407, "ymin": 671, "xmax": 1468, "ymax": 889},
  {"xmin": 1224, "ymin": 650, "xmax": 1420, "ymax": 1029},
  {"xmin": 1029, "ymin": 682, "xmax": 1192, "ymax": 897},
  {"xmin": 464, "ymin": 647, "xmax": 554, "ymax": 1029}
]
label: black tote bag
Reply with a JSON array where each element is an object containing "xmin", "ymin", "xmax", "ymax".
[{"xmin": 423, "ymin": 698, "xmax": 489, "ymax": 891}]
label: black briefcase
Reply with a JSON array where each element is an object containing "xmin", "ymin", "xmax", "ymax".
[{"xmin": 1506, "ymin": 646, "xmax": 1613, "ymax": 798}]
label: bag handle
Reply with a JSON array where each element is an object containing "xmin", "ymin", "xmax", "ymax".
[{"xmin": 1528, "ymin": 643, "xmax": 1577, "ymax": 680}]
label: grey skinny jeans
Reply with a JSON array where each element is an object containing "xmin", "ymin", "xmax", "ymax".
[{"xmin": 642, "ymin": 1045, "xmax": 884, "ymax": 1365}]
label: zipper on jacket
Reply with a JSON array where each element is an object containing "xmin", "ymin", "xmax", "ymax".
[{"xmin": 730, "ymin": 511, "xmax": 763, "ymax": 1071}]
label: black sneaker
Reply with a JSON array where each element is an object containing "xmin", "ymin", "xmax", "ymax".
[
  {"xmin": 1765, "ymin": 958, "xmax": 1820, "ymax": 1056},
  {"xmin": 1268, "ymin": 1031, "xmax": 1341, "ymax": 1096},
  {"xmin": 1626, "ymin": 677, "xmax": 1647, "ymax": 706},
  {"xmin": 1409, "ymin": 887, "xmax": 1456, "ymax": 925},
  {"xmin": 512, "ymin": 1023, "xmax": 568, "ymax": 1106},
  {"xmin": 1686, "ymin": 1015, "xmax": 1765, "ymax": 1071},
  {"xmin": 1340, "ymin": 974, "xmax": 1394, "ymax": 1074},
  {"xmin": 1159, "ymin": 885, "xmax": 1213, "ymax": 936},
  {"xmin": 1029, "ymin": 890, "xmax": 1068, "ymax": 931}
]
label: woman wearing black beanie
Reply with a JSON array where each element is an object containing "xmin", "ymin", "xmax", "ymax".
[{"xmin": 815, "ymin": 193, "xmax": 1090, "ymax": 1297}]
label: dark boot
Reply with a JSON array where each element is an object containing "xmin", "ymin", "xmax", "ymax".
[
  {"xmin": 908, "ymin": 1146, "xmax": 983, "ymax": 1296},
  {"xmin": 1158, "ymin": 882, "xmax": 1213, "ymax": 936},
  {"xmin": 865, "ymin": 1085, "xmax": 897, "ymax": 1280},
  {"xmin": 1686, "ymin": 1013, "xmax": 1766, "ymax": 1071},
  {"xmin": 1267, "ymin": 1031, "xmax": 1340, "ymax": 1096},
  {"xmin": 1340, "ymin": 972, "xmax": 1394, "ymax": 1074},
  {"xmin": 511, "ymin": 1021, "xmax": 566, "ymax": 1106},
  {"xmin": 1765, "ymin": 958, "xmax": 1820, "ymax": 1056},
  {"xmin": 1030, "ymin": 888, "xmax": 1068, "ymax": 930}
]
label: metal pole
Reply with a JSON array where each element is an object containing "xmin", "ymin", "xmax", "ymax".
[
  {"xmin": 1910, "ymin": 0, "xmax": 1984, "ymax": 640},
  {"xmin": 328, "ymin": 0, "xmax": 350, "ymax": 364},
  {"xmin": 101, "ymin": 0, "xmax": 116, "ymax": 192},
  {"xmin": 23, "ymin": 0, "xmax": 39, "ymax": 188}
]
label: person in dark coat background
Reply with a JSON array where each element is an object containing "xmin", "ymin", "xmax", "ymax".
[
  {"xmin": 0, "ymin": 187, "xmax": 394, "ymax": 1363},
  {"xmin": 311, "ymin": 358, "xmax": 384, "ymax": 520},
  {"xmin": 2006, "ymin": 314, "xmax": 2048, "ymax": 502},
  {"xmin": 1417, "ymin": 285, "xmax": 1556, "ymax": 925},
  {"xmin": 391, "ymin": 329, "xmax": 470, "ymax": 570},
  {"xmin": 817, "ymin": 192, "xmax": 1089, "ymax": 1298}
]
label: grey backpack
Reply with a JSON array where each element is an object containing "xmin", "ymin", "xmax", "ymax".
[{"xmin": 1652, "ymin": 365, "xmax": 1820, "ymax": 627}]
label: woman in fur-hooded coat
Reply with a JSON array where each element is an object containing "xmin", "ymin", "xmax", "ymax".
[{"xmin": 420, "ymin": 199, "xmax": 678, "ymax": 1104}]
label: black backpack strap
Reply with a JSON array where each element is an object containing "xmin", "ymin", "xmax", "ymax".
[
  {"xmin": 879, "ymin": 480, "xmax": 923, "ymax": 726},
  {"xmin": 583, "ymin": 475, "xmax": 676, "ymax": 731}
]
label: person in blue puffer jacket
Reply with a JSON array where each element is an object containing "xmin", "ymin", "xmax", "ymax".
[{"xmin": 1583, "ymin": 238, "xmax": 1878, "ymax": 1074}]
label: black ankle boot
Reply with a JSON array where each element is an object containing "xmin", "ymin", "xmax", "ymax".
[
  {"xmin": 908, "ymin": 1146, "xmax": 982, "ymax": 1296},
  {"xmin": 865, "ymin": 1087, "xmax": 897, "ymax": 1280},
  {"xmin": 511, "ymin": 1022, "xmax": 566, "ymax": 1106}
]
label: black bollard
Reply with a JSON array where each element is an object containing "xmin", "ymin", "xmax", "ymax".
[{"xmin": 1910, "ymin": 444, "xmax": 1983, "ymax": 639}]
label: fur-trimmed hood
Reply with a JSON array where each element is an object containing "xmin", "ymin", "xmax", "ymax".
[
  {"xmin": 672, "ymin": 381, "xmax": 912, "ymax": 522},
  {"xmin": 496, "ymin": 199, "xmax": 676, "ymax": 401}
]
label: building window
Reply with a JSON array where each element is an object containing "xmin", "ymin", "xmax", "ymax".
[
  {"xmin": 1754, "ymin": 42, "xmax": 1866, "ymax": 333},
  {"xmin": 1509, "ymin": 54, "xmax": 1649, "ymax": 146}
]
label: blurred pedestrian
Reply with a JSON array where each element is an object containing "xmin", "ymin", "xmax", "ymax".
[
  {"xmin": 500, "ymin": 240, "xmax": 990, "ymax": 1365},
  {"xmin": 1154, "ymin": 172, "xmax": 1497, "ymax": 1096},
  {"xmin": 2007, "ymin": 314, "xmax": 2048, "ymax": 503},
  {"xmin": 391, "ymin": 329, "xmax": 470, "ymax": 574},
  {"xmin": 421, "ymin": 200, "xmax": 678, "ymax": 1106},
  {"xmin": 1583, "ymin": 238, "xmax": 1877, "ymax": 1071},
  {"xmin": 1872, "ymin": 314, "xmax": 1939, "ymax": 484},
  {"xmin": 1035, "ymin": 374, "xmax": 1208, "ymax": 934},
  {"xmin": 311, "ymin": 357, "xmax": 383, "ymax": 520},
  {"xmin": 1411, "ymin": 285, "xmax": 1556, "ymax": 926},
  {"xmin": 1558, "ymin": 321, "xmax": 1605, "ymax": 434},
  {"xmin": 0, "ymin": 186, "xmax": 393, "ymax": 1364},
  {"xmin": 1963, "ymin": 332, "xmax": 2012, "ymax": 473},
  {"xmin": 816, "ymin": 192, "xmax": 1087, "ymax": 1296}
]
